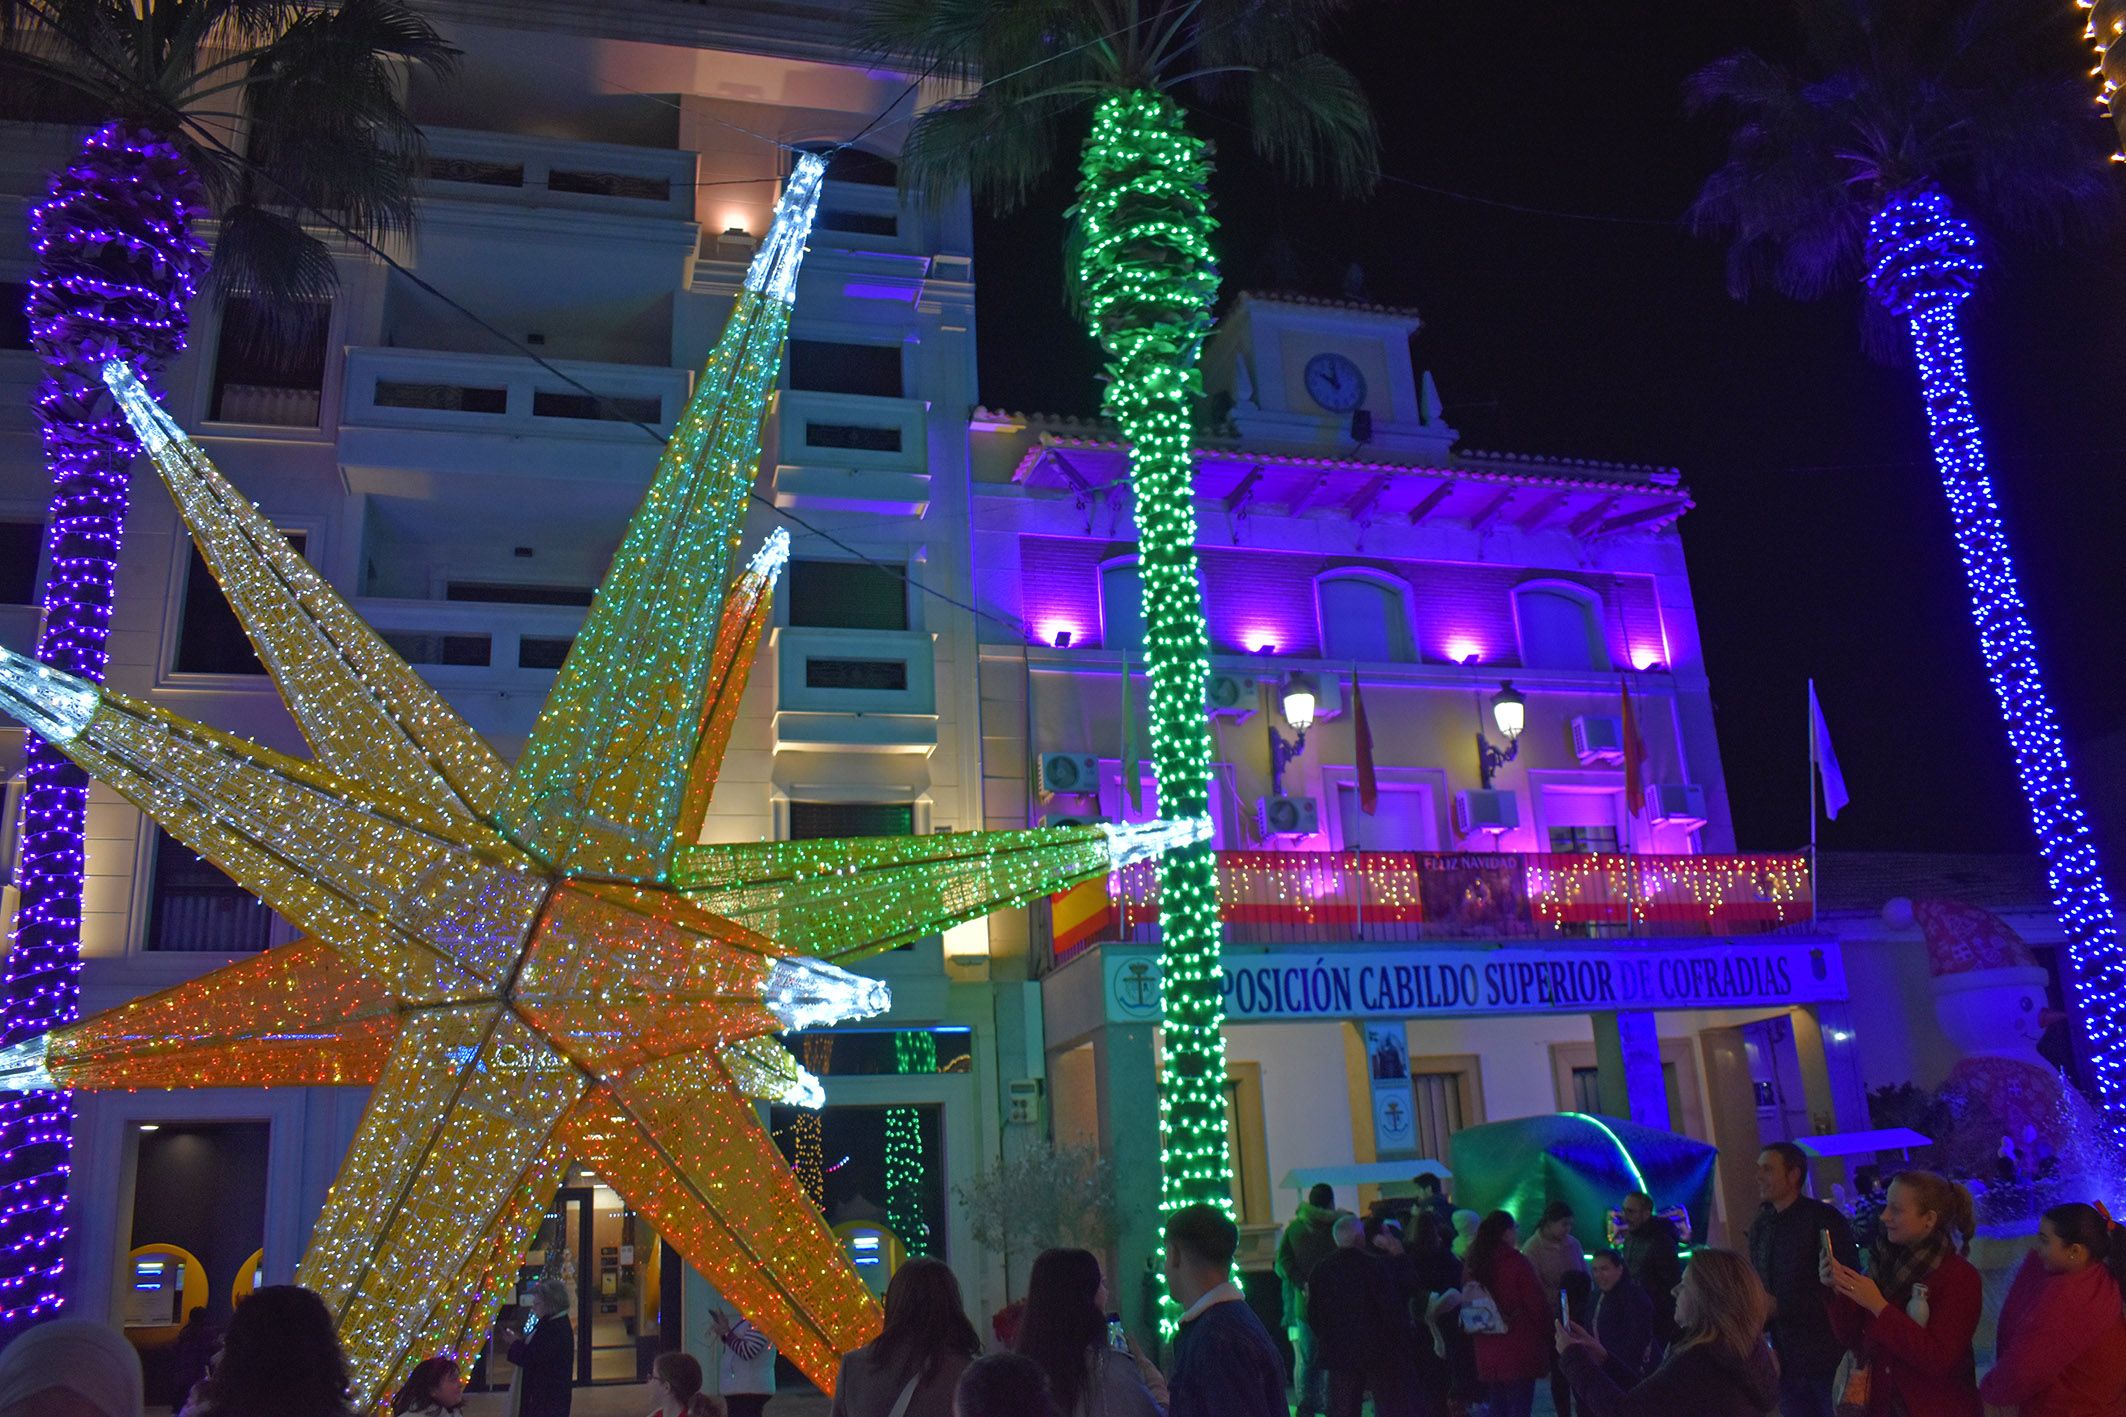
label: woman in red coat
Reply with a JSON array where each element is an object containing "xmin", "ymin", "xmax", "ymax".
[
  {"xmin": 1825, "ymin": 1170, "xmax": 1982, "ymax": 1417},
  {"xmin": 1466, "ymin": 1211, "xmax": 1553, "ymax": 1417},
  {"xmin": 1980, "ymin": 1201, "xmax": 2126, "ymax": 1417}
]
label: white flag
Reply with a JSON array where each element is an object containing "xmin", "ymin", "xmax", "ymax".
[{"xmin": 1810, "ymin": 681, "xmax": 1849, "ymax": 821}]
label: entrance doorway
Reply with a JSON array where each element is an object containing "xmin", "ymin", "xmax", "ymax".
[{"xmin": 488, "ymin": 1167, "xmax": 673, "ymax": 1391}]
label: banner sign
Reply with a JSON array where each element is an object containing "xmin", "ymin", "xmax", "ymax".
[{"xmin": 1101, "ymin": 940, "xmax": 1844, "ymax": 1024}]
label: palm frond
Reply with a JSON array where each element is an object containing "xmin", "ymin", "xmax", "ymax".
[
  {"xmin": 898, "ymin": 83, "xmax": 1087, "ymax": 214},
  {"xmin": 1239, "ymin": 52, "xmax": 1376, "ymax": 196},
  {"xmin": 206, "ymin": 200, "xmax": 336, "ymax": 313}
]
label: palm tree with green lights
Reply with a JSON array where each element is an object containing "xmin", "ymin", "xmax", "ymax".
[
  {"xmin": 861, "ymin": 0, "xmax": 1375, "ymax": 1224},
  {"xmin": 1688, "ymin": 0, "xmax": 2126, "ymax": 1119}
]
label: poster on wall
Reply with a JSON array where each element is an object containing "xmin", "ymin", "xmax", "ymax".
[
  {"xmin": 1365, "ymin": 1022, "xmax": 1418, "ymax": 1160},
  {"xmin": 1413, "ymin": 855, "xmax": 1532, "ymax": 937}
]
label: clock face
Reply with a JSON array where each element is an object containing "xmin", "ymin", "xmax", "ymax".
[{"xmin": 1304, "ymin": 352, "xmax": 1367, "ymax": 412}]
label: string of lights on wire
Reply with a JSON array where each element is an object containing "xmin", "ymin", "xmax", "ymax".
[
  {"xmin": 1864, "ymin": 186, "xmax": 2126, "ymax": 1120},
  {"xmin": 1073, "ymin": 91, "xmax": 1233, "ymax": 1250},
  {"xmin": 4, "ymin": 121, "xmax": 210, "ymax": 1337}
]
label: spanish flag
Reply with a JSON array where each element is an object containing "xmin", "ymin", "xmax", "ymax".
[{"xmin": 1050, "ymin": 876, "xmax": 1114, "ymax": 958}]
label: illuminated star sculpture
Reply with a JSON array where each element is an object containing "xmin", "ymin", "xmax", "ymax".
[{"xmin": 0, "ymin": 154, "xmax": 1207, "ymax": 1407}]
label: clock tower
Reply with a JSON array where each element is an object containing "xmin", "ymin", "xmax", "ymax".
[{"xmin": 1202, "ymin": 291, "xmax": 1456, "ymax": 460}]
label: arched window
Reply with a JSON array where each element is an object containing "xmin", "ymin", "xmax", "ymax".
[
  {"xmin": 1514, "ymin": 584, "xmax": 1608, "ymax": 670},
  {"xmin": 1099, "ymin": 557, "xmax": 1143, "ymax": 652},
  {"xmin": 1316, "ymin": 573, "xmax": 1415, "ymax": 663}
]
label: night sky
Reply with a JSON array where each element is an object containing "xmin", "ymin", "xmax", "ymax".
[{"xmin": 969, "ymin": 1, "xmax": 2126, "ymax": 856}]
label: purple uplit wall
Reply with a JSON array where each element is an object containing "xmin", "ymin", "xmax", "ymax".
[{"xmin": 1017, "ymin": 534, "xmax": 1666, "ymax": 668}]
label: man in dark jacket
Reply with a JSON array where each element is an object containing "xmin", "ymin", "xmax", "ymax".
[
  {"xmin": 1618, "ymin": 1190, "xmax": 1682, "ymax": 1345},
  {"xmin": 1586, "ymin": 1248, "xmax": 1655, "ymax": 1379},
  {"xmin": 1166, "ymin": 1205, "xmax": 1289, "ymax": 1417},
  {"xmin": 1277, "ymin": 1182, "xmax": 1346, "ymax": 1417},
  {"xmin": 1746, "ymin": 1142, "xmax": 1858, "ymax": 1417},
  {"xmin": 1306, "ymin": 1216, "xmax": 1420, "ymax": 1417}
]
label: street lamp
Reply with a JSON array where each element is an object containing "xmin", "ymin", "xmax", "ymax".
[
  {"xmin": 1477, "ymin": 681, "xmax": 1525, "ymax": 788},
  {"xmin": 1270, "ymin": 671, "xmax": 1316, "ymax": 795}
]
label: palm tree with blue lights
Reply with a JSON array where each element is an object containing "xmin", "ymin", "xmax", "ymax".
[{"xmin": 1689, "ymin": 0, "xmax": 2126, "ymax": 1116}]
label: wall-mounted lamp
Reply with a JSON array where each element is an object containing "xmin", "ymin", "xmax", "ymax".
[
  {"xmin": 1476, "ymin": 681, "xmax": 1525, "ymax": 788},
  {"xmin": 1253, "ymin": 642, "xmax": 1278, "ymax": 656},
  {"xmin": 1461, "ymin": 652, "xmax": 1482, "ymax": 667},
  {"xmin": 1053, "ymin": 629, "xmax": 1072, "ymax": 648},
  {"xmin": 1270, "ymin": 671, "xmax": 1317, "ymax": 795}
]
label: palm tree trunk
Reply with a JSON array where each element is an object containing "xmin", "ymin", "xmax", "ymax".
[
  {"xmin": 1073, "ymin": 91, "xmax": 1231, "ymax": 1227},
  {"xmin": 1867, "ymin": 186, "xmax": 2126, "ymax": 1119},
  {"xmin": 7, "ymin": 122, "xmax": 206, "ymax": 1331}
]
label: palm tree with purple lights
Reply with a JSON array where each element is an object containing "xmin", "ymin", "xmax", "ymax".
[
  {"xmin": 0, "ymin": 0, "xmax": 453, "ymax": 1333},
  {"xmin": 1689, "ymin": 0, "xmax": 2126, "ymax": 1117}
]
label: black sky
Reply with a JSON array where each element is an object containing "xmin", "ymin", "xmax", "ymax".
[{"xmin": 969, "ymin": 0, "xmax": 2126, "ymax": 856}]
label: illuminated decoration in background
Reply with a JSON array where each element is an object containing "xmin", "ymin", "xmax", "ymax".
[
  {"xmin": 885, "ymin": 1031, "xmax": 936, "ymax": 1256},
  {"xmin": 0, "ymin": 154, "xmax": 1205, "ymax": 1407},
  {"xmin": 1865, "ymin": 186, "xmax": 2126, "ymax": 1119},
  {"xmin": 4, "ymin": 122, "xmax": 209, "ymax": 1335},
  {"xmin": 1053, "ymin": 850, "xmax": 1813, "ymax": 962},
  {"xmin": 1073, "ymin": 90, "xmax": 1232, "ymax": 1244},
  {"xmin": 794, "ymin": 1034, "xmax": 834, "ymax": 1207},
  {"xmin": 2084, "ymin": 0, "xmax": 2126, "ymax": 155}
]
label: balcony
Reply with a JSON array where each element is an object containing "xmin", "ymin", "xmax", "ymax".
[
  {"xmin": 1046, "ymin": 851, "xmax": 1813, "ymax": 965},
  {"xmin": 418, "ymin": 127, "xmax": 697, "ymax": 224},
  {"xmin": 771, "ymin": 389, "xmax": 930, "ymax": 515},
  {"xmin": 351, "ymin": 597, "xmax": 587, "ymax": 690},
  {"xmin": 772, "ymin": 626, "xmax": 938, "ymax": 754},
  {"xmin": 811, "ymin": 180, "xmax": 915, "ymax": 255},
  {"xmin": 338, "ymin": 348, "xmax": 688, "ymax": 484}
]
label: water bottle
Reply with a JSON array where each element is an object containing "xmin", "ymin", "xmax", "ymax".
[{"xmin": 1906, "ymin": 1282, "xmax": 1929, "ymax": 1327}]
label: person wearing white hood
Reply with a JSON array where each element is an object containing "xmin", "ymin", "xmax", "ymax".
[{"xmin": 0, "ymin": 1317, "xmax": 145, "ymax": 1417}]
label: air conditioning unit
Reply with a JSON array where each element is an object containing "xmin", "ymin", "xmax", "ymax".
[
  {"xmin": 1648, "ymin": 783, "xmax": 1709, "ymax": 830},
  {"xmin": 1454, "ymin": 789, "xmax": 1520, "ymax": 836},
  {"xmin": 1206, "ymin": 673, "xmax": 1252, "ymax": 716},
  {"xmin": 1034, "ymin": 752, "xmax": 1100, "ymax": 796},
  {"xmin": 1255, "ymin": 795, "xmax": 1320, "ymax": 838},
  {"xmin": 1040, "ymin": 812, "xmax": 1106, "ymax": 830},
  {"xmin": 1571, "ymin": 714, "xmax": 1625, "ymax": 766}
]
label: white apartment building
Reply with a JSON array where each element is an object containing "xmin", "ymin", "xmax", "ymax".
[{"xmin": 0, "ymin": 1, "xmax": 1037, "ymax": 1397}]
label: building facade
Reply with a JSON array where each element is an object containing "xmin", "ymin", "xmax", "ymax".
[
  {"xmin": 976, "ymin": 293, "xmax": 1888, "ymax": 1326},
  {"xmin": 0, "ymin": 0, "xmax": 1041, "ymax": 1394}
]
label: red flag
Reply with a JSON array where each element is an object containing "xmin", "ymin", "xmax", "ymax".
[
  {"xmin": 1352, "ymin": 668, "xmax": 1377, "ymax": 815},
  {"xmin": 1620, "ymin": 678, "xmax": 1647, "ymax": 817}
]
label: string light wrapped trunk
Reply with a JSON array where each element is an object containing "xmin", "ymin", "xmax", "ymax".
[
  {"xmin": 5, "ymin": 122, "xmax": 208, "ymax": 1334},
  {"xmin": 1072, "ymin": 91, "xmax": 1232, "ymax": 1229},
  {"xmin": 1865, "ymin": 186, "xmax": 2126, "ymax": 1116}
]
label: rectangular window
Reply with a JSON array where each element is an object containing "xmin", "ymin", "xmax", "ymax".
[
  {"xmin": 211, "ymin": 297, "xmax": 328, "ymax": 427},
  {"xmin": 788, "ymin": 801, "xmax": 914, "ymax": 840},
  {"xmin": 173, "ymin": 533, "xmax": 306, "ymax": 675},
  {"xmin": 1335, "ymin": 783, "xmax": 1437, "ymax": 851},
  {"xmin": 531, "ymin": 390, "xmax": 661, "ymax": 424},
  {"xmin": 788, "ymin": 560, "xmax": 908, "ymax": 631},
  {"xmin": 815, "ymin": 209, "xmax": 899, "ymax": 238},
  {"xmin": 1548, "ymin": 825, "xmax": 1620, "ymax": 854},
  {"xmin": 805, "ymin": 421, "xmax": 902, "ymax": 453},
  {"xmin": 1099, "ymin": 561, "xmax": 1143, "ymax": 652},
  {"xmin": 0, "ymin": 521, "xmax": 41, "ymax": 604},
  {"xmin": 146, "ymin": 826, "xmax": 297, "ymax": 951},
  {"xmin": 805, "ymin": 658, "xmax": 907, "ymax": 691},
  {"xmin": 429, "ymin": 158, "xmax": 524, "ymax": 187},
  {"xmin": 377, "ymin": 632, "xmax": 491, "ymax": 667},
  {"xmin": 788, "ymin": 340, "xmax": 904, "ymax": 399},
  {"xmin": 518, "ymin": 636, "xmax": 573, "ymax": 670},
  {"xmin": 374, "ymin": 381, "xmax": 507, "ymax": 414},
  {"xmin": 0, "ymin": 281, "xmax": 29, "ymax": 351},
  {"xmin": 446, "ymin": 582, "xmax": 596, "ymax": 607},
  {"xmin": 547, "ymin": 170, "xmax": 671, "ymax": 202}
]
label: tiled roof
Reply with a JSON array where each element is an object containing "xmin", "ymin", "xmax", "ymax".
[{"xmin": 1813, "ymin": 851, "xmax": 2051, "ymax": 913}]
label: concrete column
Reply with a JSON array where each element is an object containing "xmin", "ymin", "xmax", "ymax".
[
  {"xmin": 1095, "ymin": 1021, "xmax": 1164, "ymax": 1350},
  {"xmin": 1592, "ymin": 1011, "xmax": 1671, "ymax": 1129}
]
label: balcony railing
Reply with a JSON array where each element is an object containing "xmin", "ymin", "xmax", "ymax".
[{"xmin": 1047, "ymin": 850, "xmax": 1812, "ymax": 965}]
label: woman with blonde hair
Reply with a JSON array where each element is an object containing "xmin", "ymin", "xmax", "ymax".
[
  {"xmin": 1554, "ymin": 1248, "xmax": 1779, "ymax": 1416},
  {"xmin": 1825, "ymin": 1170, "xmax": 1981, "ymax": 1417}
]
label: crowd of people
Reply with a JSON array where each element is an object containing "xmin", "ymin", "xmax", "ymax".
[
  {"xmin": 1261, "ymin": 1150, "xmax": 2126, "ymax": 1417},
  {"xmin": 3, "ymin": 1164, "xmax": 2124, "ymax": 1417}
]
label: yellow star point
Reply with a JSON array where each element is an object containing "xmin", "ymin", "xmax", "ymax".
[{"xmin": 0, "ymin": 154, "xmax": 1209, "ymax": 1409}]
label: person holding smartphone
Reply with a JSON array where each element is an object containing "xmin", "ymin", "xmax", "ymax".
[
  {"xmin": 1746, "ymin": 1143, "xmax": 1857, "ymax": 1417},
  {"xmin": 1523, "ymin": 1203, "xmax": 1589, "ymax": 1417}
]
